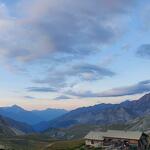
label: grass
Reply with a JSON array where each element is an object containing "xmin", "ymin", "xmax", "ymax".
[
  {"xmin": 0, "ymin": 134, "xmax": 57, "ymax": 150},
  {"xmin": 63, "ymin": 125, "xmax": 101, "ymax": 139},
  {"xmin": 44, "ymin": 139, "xmax": 85, "ymax": 150},
  {"xmin": 2, "ymin": 123, "xmax": 146, "ymax": 150},
  {"xmin": 44, "ymin": 124, "xmax": 102, "ymax": 140},
  {"xmin": 0, "ymin": 135, "xmax": 85, "ymax": 150},
  {"xmin": 0, "ymin": 136, "xmax": 103, "ymax": 150}
]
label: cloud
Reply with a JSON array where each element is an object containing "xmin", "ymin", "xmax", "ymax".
[
  {"xmin": 140, "ymin": 3, "xmax": 150, "ymax": 30},
  {"xmin": 0, "ymin": 0, "xmax": 137, "ymax": 96},
  {"xmin": 54, "ymin": 95, "xmax": 71, "ymax": 100},
  {"xmin": 27, "ymin": 87, "xmax": 57, "ymax": 93},
  {"xmin": 0, "ymin": 0, "xmax": 135, "ymax": 64},
  {"xmin": 24, "ymin": 96, "xmax": 36, "ymax": 99},
  {"xmin": 67, "ymin": 80, "xmax": 150, "ymax": 98},
  {"xmin": 33, "ymin": 64, "xmax": 115, "ymax": 88},
  {"xmin": 136, "ymin": 44, "xmax": 150, "ymax": 59},
  {"xmin": 73, "ymin": 64, "xmax": 115, "ymax": 80}
]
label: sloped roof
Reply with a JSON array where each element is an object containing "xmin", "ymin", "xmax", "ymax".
[
  {"xmin": 0, "ymin": 145, "xmax": 5, "ymax": 149},
  {"xmin": 84, "ymin": 131, "xmax": 104, "ymax": 140},
  {"xmin": 84, "ymin": 130, "xmax": 143, "ymax": 140},
  {"xmin": 104, "ymin": 130, "xmax": 142, "ymax": 140}
]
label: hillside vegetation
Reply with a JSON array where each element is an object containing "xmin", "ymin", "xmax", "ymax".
[
  {"xmin": 0, "ymin": 134, "xmax": 56, "ymax": 150},
  {"xmin": 44, "ymin": 139, "xmax": 84, "ymax": 150}
]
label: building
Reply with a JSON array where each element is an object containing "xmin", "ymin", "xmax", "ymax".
[
  {"xmin": 85, "ymin": 131, "xmax": 104, "ymax": 148},
  {"xmin": 84, "ymin": 130, "xmax": 149, "ymax": 149},
  {"xmin": 0, "ymin": 145, "xmax": 5, "ymax": 150}
]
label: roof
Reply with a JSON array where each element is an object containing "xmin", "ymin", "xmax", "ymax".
[
  {"xmin": 104, "ymin": 130, "xmax": 142, "ymax": 140},
  {"xmin": 84, "ymin": 130, "xmax": 143, "ymax": 140},
  {"xmin": 0, "ymin": 145, "xmax": 5, "ymax": 149},
  {"xmin": 144, "ymin": 130, "xmax": 150, "ymax": 135},
  {"xmin": 84, "ymin": 131, "xmax": 104, "ymax": 141}
]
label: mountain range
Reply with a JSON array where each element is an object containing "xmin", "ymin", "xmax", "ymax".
[
  {"xmin": 0, "ymin": 105, "xmax": 68, "ymax": 126},
  {"xmin": 0, "ymin": 93, "xmax": 150, "ymax": 134},
  {"xmin": 47, "ymin": 93, "xmax": 150, "ymax": 128}
]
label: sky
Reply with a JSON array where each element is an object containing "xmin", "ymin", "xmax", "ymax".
[{"xmin": 0, "ymin": 0, "xmax": 150, "ymax": 110}]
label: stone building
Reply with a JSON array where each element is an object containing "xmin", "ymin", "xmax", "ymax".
[{"xmin": 84, "ymin": 130, "xmax": 149, "ymax": 149}]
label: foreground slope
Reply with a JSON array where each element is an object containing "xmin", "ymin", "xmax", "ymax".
[{"xmin": 0, "ymin": 115, "xmax": 34, "ymax": 136}]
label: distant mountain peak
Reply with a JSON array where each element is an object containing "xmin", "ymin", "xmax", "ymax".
[
  {"xmin": 0, "ymin": 105, "xmax": 68, "ymax": 126},
  {"xmin": 135, "ymin": 93, "xmax": 150, "ymax": 103},
  {"xmin": 12, "ymin": 104, "xmax": 21, "ymax": 108},
  {"xmin": 142, "ymin": 92, "xmax": 150, "ymax": 99},
  {"xmin": 120, "ymin": 100, "xmax": 131, "ymax": 105},
  {"xmin": 11, "ymin": 105, "xmax": 24, "ymax": 110}
]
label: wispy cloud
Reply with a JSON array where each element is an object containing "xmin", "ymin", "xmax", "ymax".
[
  {"xmin": 136, "ymin": 44, "xmax": 150, "ymax": 59},
  {"xmin": 24, "ymin": 96, "xmax": 36, "ymax": 99},
  {"xmin": 33, "ymin": 64, "xmax": 115, "ymax": 89},
  {"xmin": 67, "ymin": 80, "xmax": 150, "ymax": 98},
  {"xmin": 54, "ymin": 95, "xmax": 71, "ymax": 100},
  {"xmin": 27, "ymin": 87, "xmax": 57, "ymax": 93}
]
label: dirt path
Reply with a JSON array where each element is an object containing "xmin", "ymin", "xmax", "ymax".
[{"xmin": 42, "ymin": 143, "xmax": 54, "ymax": 150}]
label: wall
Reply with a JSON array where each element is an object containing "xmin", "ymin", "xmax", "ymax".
[
  {"xmin": 85, "ymin": 139, "xmax": 103, "ymax": 148},
  {"xmin": 129, "ymin": 139, "xmax": 139, "ymax": 145}
]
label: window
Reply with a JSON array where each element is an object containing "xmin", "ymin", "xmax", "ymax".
[{"xmin": 91, "ymin": 140, "xmax": 94, "ymax": 144}]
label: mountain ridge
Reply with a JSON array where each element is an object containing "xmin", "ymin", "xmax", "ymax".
[
  {"xmin": 47, "ymin": 93, "xmax": 150, "ymax": 128},
  {"xmin": 0, "ymin": 105, "xmax": 68, "ymax": 125},
  {"xmin": 0, "ymin": 115, "xmax": 34, "ymax": 136}
]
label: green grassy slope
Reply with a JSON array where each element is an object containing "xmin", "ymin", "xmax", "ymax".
[
  {"xmin": 44, "ymin": 139, "xmax": 84, "ymax": 150},
  {"xmin": 0, "ymin": 134, "xmax": 56, "ymax": 150},
  {"xmin": 44, "ymin": 124, "xmax": 103, "ymax": 140}
]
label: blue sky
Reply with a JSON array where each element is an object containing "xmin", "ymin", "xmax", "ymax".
[{"xmin": 0, "ymin": 0, "xmax": 150, "ymax": 110}]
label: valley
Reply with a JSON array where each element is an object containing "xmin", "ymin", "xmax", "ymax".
[{"xmin": 0, "ymin": 93, "xmax": 150, "ymax": 149}]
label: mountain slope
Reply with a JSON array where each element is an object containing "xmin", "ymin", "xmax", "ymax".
[
  {"xmin": 48, "ymin": 93, "xmax": 150, "ymax": 128},
  {"xmin": 32, "ymin": 108, "xmax": 67, "ymax": 121},
  {"xmin": 0, "ymin": 105, "xmax": 68, "ymax": 125},
  {"xmin": 0, "ymin": 105, "xmax": 42, "ymax": 125},
  {"xmin": 0, "ymin": 115, "xmax": 34, "ymax": 136},
  {"xmin": 34, "ymin": 103, "xmax": 115, "ymax": 131},
  {"xmin": 127, "ymin": 115, "xmax": 150, "ymax": 131}
]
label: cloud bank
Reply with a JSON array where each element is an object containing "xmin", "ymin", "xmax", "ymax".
[
  {"xmin": 0, "ymin": 0, "xmax": 135, "ymax": 64},
  {"xmin": 33, "ymin": 64, "xmax": 115, "ymax": 89},
  {"xmin": 67, "ymin": 80, "xmax": 150, "ymax": 98}
]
